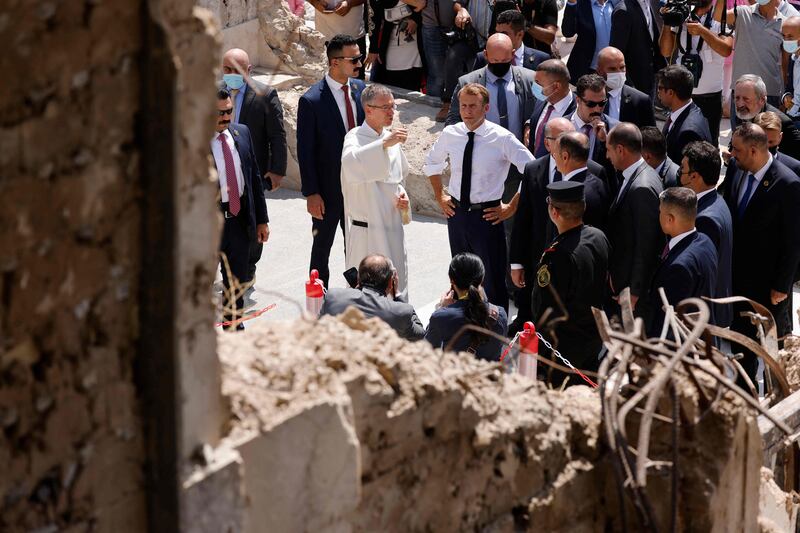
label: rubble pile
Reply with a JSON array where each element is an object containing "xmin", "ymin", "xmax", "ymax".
[{"xmin": 215, "ymin": 308, "xmax": 775, "ymax": 532}]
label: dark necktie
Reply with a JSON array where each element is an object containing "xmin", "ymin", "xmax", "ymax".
[
  {"xmin": 662, "ymin": 116, "xmax": 672, "ymax": 137},
  {"xmin": 496, "ymin": 78, "xmax": 509, "ymax": 129},
  {"xmin": 460, "ymin": 131, "xmax": 476, "ymax": 207},
  {"xmin": 534, "ymin": 104, "xmax": 555, "ymax": 157},
  {"xmin": 218, "ymin": 133, "xmax": 240, "ymax": 215},
  {"xmin": 553, "ymin": 169, "xmax": 562, "ymax": 183},
  {"xmin": 660, "ymin": 242, "xmax": 670, "ymax": 259},
  {"xmin": 582, "ymin": 123, "xmax": 594, "ymax": 158},
  {"xmin": 736, "ymin": 173, "xmax": 757, "ymax": 219},
  {"xmin": 342, "ymin": 84, "xmax": 356, "ymax": 130}
]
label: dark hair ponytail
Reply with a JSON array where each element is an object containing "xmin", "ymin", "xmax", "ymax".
[{"xmin": 448, "ymin": 253, "xmax": 491, "ymax": 345}]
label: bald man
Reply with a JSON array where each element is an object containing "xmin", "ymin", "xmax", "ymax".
[
  {"xmin": 445, "ymin": 33, "xmax": 538, "ymax": 142},
  {"xmin": 596, "ymin": 47, "xmax": 656, "ymax": 128},
  {"xmin": 222, "ymin": 48, "xmax": 288, "ymax": 283}
]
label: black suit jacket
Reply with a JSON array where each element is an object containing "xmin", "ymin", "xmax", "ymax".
[
  {"xmin": 528, "ymin": 95, "xmax": 577, "ymax": 156},
  {"xmin": 767, "ymin": 103, "xmax": 800, "ymax": 161},
  {"xmin": 237, "ymin": 81, "xmax": 288, "ymax": 188},
  {"xmin": 664, "ymin": 103, "xmax": 712, "ymax": 164},
  {"xmin": 568, "ymin": 111, "xmax": 618, "ymax": 188},
  {"xmin": 297, "ymin": 78, "xmax": 366, "ymax": 209},
  {"xmin": 215, "ymin": 123, "xmax": 269, "ymax": 232},
  {"xmin": 609, "ymin": 0, "xmax": 665, "ymax": 94},
  {"xmin": 607, "ymin": 84, "xmax": 656, "ymax": 128},
  {"xmin": 562, "ymin": 0, "xmax": 601, "ymax": 83},
  {"xmin": 510, "ymin": 159, "xmax": 609, "ymax": 273},
  {"xmin": 720, "ymin": 158, "xmax": 800, "ymax": 305},
  {"xmin": 657, "ymin": 157, "xmax": 680, "ymax": 189},
  {"xmin": 696, "ymin": 190, "xmax": 733, "ymax": 327},
  {"xmin": 607, "ymin": 160, "xmax": 664, "ymax": 301},
  {"xmin": 775, "ymin": 151, "xmax": 800, "ymax": 174},
  {"xmin": 473, "ymin": 46, "xmax": 550, "ymax": 71},
  {"xmin": 320, "ymin": 287, "xmax": 425, "ymax": 340},
  {"xmin": 647, "ymin": 231, "xmax": 718, "ymax": 336}
]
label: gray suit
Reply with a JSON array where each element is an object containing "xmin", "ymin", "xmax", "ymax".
[
  {"xmin": 445, "ymin": 66, "xmax": 538, "ymax": 139},
  {"xmin": 320, "ymin": 287, "xmax": 425, "ymax": 341}
]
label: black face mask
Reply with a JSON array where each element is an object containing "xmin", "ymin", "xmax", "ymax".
[{"xmin": 487, "ymin": 61, "xmax": 512, "ymax": 78}]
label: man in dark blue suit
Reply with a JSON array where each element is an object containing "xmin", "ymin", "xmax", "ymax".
[
  {"xmin": 212, "ymin": 87, "xmax": 270, "ymax": 330},
  {"xmin": 526, "ymin": 60, "xmax": 576, "ymax": 157},
  {"xmin": 754, "ymin": 111, "xmax": 800, "ymax": 174},
  {"xmin": 596, "ymin": 47, "xmax": 656, "ymax": 128},
  {"xmin": 641, "ymin": 126, "xmax": 680, "ymax": 189},
  {"xmin": 657, "ymin": 65, "xmax": 713, "ymax": 165},
  {"xmin": 562, "ymin": 0, "xmax": 613, "ymax": 83},
  {"xmin": 720, "ymin": 123, "xmax": 800, "ymax": 380},
  {"xmin": 297, "ymin": 34, "xmax": 366, "ymax": 288},
  {"xmin": 647, "ymin": 187, "xmax": 718, "ymax": 337},
  {"xmin": 473, "ymin": 10, "xmax": 550, "ymax": 72},
  {"xmin": 679, "ymin": 141, "xmax": 733, "ymax": 327}
]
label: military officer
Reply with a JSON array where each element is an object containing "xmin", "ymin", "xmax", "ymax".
[{"xmin": 531, "ymin": 181, "xmax": 611, "ymax": 388}]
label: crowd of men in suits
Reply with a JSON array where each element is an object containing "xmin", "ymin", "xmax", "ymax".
[{"xmin": 212, "ymin": 12, "xmax": 800, "ymax": 387}]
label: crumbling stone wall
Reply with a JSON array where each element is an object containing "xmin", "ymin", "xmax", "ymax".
[
  {"xmin": 216, "ymin": 310, "xmax": 764, "ymax": 532},
  {"xmin": 0, "ymin": 0, "xmax": 222, "ymax": 530}
]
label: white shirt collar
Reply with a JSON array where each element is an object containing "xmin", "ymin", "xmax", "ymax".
[
  {"xmin": 572, "ymin": 112, "xmax": 591, "ymax": 130},
  {"xmin": 459, "ymin": 119, "xmax": 491, "ymax": 137},
  {"xmin": 622, "ymin": 157, "xmax": 646, "ymax": 180},
  {"xmin": 550, "ymin": 92, "xmax": 574, "ymax": 114},
  {"xmin": 212, "ymin": 128, "xmax": 233, "ymax": 144},
  {"xmin": 564, "ymin": 166, "xmax": 587, "ymax": 181},
  {"xmin": 751, "ymin": 154, "xmax": 774, "ymax": 182},
  {"xmin": 362, "ymin": 122, "xmax": 384, "ymax": 138},
  {"xmin": 325, "ymin": 73, "xmax": 350, "ymax": 92},
  {"xmin": 668, "ymin": 228, "xmax": 696, "ymax": 251},
  {"xmin": 486, "ymin": 68, "xmax": 512, "ymax": 84},
  {"xmin": 696, "ymin": 188, "xmax": 716, "ymax": 201},
  {"xmin": 669, "ymin": 100, "xmax": 693, "ymax": 124},
  {"xmin": 514, "ymin": 45, "xmax": 525, "ymax": 65}
]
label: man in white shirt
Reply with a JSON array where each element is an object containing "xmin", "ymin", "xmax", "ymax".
[
  {"xmin": 340, "ymin": 85, "xmax": 412, "ymax": 300},
  {"xmin": 211, "ymin": 86, "xmax": 269, "ymax": 330},
  {"xmin": 424, "ymin": 83, "xmax": 535, "ymax": 310}
]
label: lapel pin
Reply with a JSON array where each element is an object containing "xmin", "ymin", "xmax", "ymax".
[{"xmin": 763, "ymin": 179, "xmax": 770, "ymax": 187}]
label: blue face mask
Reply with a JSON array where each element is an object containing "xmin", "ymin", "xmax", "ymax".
[
  {"xmin": 223, "ymin": 73, "xmax": 245, "ymax": 90},
  {"xmin": 531, "ymin": 81, "xmax": 551, "ymax": 101},
  {"xmin": 756, "ymin": 0, "xmax": 771, "ymax": 6},
  {"xmin": 784, "ymin": 40, "xmax": 800, "ymax": 53}
]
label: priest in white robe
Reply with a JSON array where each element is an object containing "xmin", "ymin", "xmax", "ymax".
[{"xmin": 341, "ymin": 84, "xmax": 411, "ymax": 300}]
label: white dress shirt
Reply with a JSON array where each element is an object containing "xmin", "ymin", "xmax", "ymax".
[
  {"xmin": 667, "ymin": 228, "xmax": 696, "ymax": 253},
  {"xmin": 325, "ymin": 74, "xmax": 358, "ymax": 130},
  {"xmin": 570, "ymin": 112, "xmax": 598, "ymax": 158},
  {"xmin": 210, "ymin": 128, "xmax": 245, "ymax": 203},
  {"xmin": 607, "ymin": 85, "xmax": 623, "ymax": 121},
  {"xmin": 563, "ymin": 166, "xmax": 588, "ymax": 181},
  {"xmin": 616, "ymin": 157, "xmax": 646, "ymax": 202},
  {"xmin": 423, "ymin": 120, "xmax": 535, "ymax": 203},
  {"xmin": 513, "ymin": 45, "xmax": 525, "ymax": 66},
  {"xmin": 737, "ymin": 154, "xmax": 772, "ymax": 206},
  {"xmin": 696, "ymin": 188, "xmax": 716, "ymax": 202},
  {"xmin": 666, "ymin": 100, "xmax": 693, "ymax": 132},
  {"xmin": 533, "ymin": 92, "xmax": 574, "ymax": 135}
]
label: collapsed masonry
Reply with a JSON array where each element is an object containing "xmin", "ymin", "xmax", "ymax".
[{"xmin": 196, "ymin": 307, "xmax": 796, "ymax": 532}]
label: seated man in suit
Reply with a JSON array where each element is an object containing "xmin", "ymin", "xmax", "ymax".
[
  {"xmin": 641, "ymin": 126, "xmax": 680, "ymax": 188},
  {"xmin": 446, "ymin": 33, "xmax": 537, "ymax": 142},
  {"xmin": 320, "ymin": 254, "xmax": 425, "ymax": 340},
  {"xmin": 562, "ymin": 0, "xmax": 614, "ymax": 83},
  {"xmin": 527, "ymin": 59, "xmax": 576, "ymax": 156},
  {"xmin": 473, "ymin": 10, "xmax": 550, "ymax": 72},
  {"xmin": 657, "ymin": 65, "xmax": 713, "ymax": 165},
  {"xmin": 647, "ymin": 187, "xmax": 718, "ymax": 337},
  {"xmin": 568, "ymin": 73, "xmax": 618, "ymax": 184},
  {"xmin": 596, "ymin": 46, "xmax": 656, "ymax": 128},
  {"xmin": 720, "ymin": 123, "xmax": 800, "ymax": 381},
  {"xmin": 212, "ymin": 86, "xmax": 270, "ymax": 331},
  {"xmin": 754, "ymin": 111, "xmax": 800, "ymax": 173},
  {"xmin": 678, "ymin": 141, "xmax": 733, "ymax": 327},
  {"xmin": 733, "ymin": 74, "xmax": 800, "ymax": 161}
]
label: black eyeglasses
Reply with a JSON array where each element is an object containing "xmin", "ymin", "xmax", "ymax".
[
  {"xmin": 581, "ymin": 98, "xmax": 607, "ymax": 108},
  {"xmin": 218, "ymin": 108, "xmax": 234, "ymax": 116},
  {"xmin": 366, "ymin": 103, "xmax": 398, "ymax": 111},
  {"xmin": 333, "ymin": 55, "xmax": 363, "ymax": 64}
]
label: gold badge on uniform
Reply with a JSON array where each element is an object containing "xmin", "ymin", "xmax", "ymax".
[{"xmin": 537, "ymin": 264, "xmax": 551, "ymax": 287}]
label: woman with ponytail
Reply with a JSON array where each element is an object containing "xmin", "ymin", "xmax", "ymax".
[{"xmin": 425, "ymin": 253, "xmax": 508, "ymax": 361}]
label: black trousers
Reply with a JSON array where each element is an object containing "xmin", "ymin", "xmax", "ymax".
[
  {"xmin": 693, "ymin": 91, "xmax": 722, "ymax": 144},
  {"xmin": 220, "ymin": 212, "xmax": 251, "ymax": 330},
  {"xmin": 447, "ymin": 205, "xmax": 508, "ymax": 311},
  {"xmin": 309, "ymin": 203, "xmax": 346, "ymax": 289},
  {"xmin": 442, "ymin": 40, "xmax": 476, "ymax": 103},
  {"xmin": 377, "ymin": 67, "xmax": 423, "ymax": 91}
]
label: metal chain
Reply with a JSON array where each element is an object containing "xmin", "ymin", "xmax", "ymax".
[{"xmin": 535, "ymin": 332, "xmax": 577, "ymax": 372}]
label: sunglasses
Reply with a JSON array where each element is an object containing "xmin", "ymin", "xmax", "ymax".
[
  {"xmin": 218, "ymin": 108, "xmax": 234, "ymax": 116},
  {"xmin": 333, "ymin": 55, "xmax": 363, "ymax": 64},
  {"xmin": 581, "ymin": 98, "xmax": 607, "ymax": 108}
]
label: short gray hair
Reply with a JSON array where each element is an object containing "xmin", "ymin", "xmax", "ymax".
[
  {"xmin": 735, "ymin": 74, "xmax": 767, "ymax": 100},
  {"xmin": 361, "ymin": 84, "xmax": 393, "ymax": 106}
]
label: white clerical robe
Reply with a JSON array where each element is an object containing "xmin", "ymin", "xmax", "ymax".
[{"xmin": 341, "ymin": 123, "xmax": 410, "ymax": 299}]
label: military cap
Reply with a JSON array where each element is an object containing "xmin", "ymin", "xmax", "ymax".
[{"xmin": 546, "ymin": 181, "xmax": 585, "ymax": 202}]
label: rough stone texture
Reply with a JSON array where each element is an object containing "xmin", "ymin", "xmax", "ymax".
[
  {"xmin": 758, "ymin": 467, "xmax": 799, "ymax": 532},
  {"xmin": 257, "ymin": 0, "xmax": 328, "ymax": 82},
  {"xmin": 183, "ymin": 446, "xmax": 247, "ymax": 533},
  {"xmin": 218, "ymin": 309, "xmax": 764, "ymax": 531},
  {"xmin": 780, "ymin": 336, "xmax": 800, "ymax": 393},
  {"xmin": 198, "ymin": 0, "xmax": 259, "ymax": 27},
  {"xmin": 280, "ymin": 88, "xmax": 445, "ymax": 216}
]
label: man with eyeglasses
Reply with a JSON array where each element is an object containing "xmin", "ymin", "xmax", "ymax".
[
  {"xmin": 568, "ymin": 73, "xmax": 618, "ymax": 192},
  {"xmin": 211, "ymin": 86, "xmax": 269, "ymax": 331},
  {"xmin": 340, "ymin": 84, "xmax": 412, "ymax": 300},
  {"xmin": 298, "ymin": 34, "xmax": 366, "ymax": 289},
  {"xmin": 656, "ymin": 65, "xmax": 712, "ymax": 166}
]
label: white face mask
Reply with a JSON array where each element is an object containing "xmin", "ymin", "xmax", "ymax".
[{"xmin": 605, "ymin": 71, "xmax": 626, "ymax": 91}]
